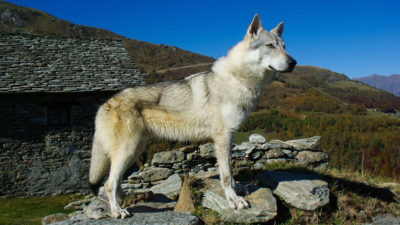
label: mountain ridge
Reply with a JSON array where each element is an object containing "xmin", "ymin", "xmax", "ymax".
[{"xmin": 354, "ymin": 74, "xmax": 400, "ymax": 97}]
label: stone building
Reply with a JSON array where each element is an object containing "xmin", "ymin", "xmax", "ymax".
[{"xmin": 0, "ymin": 34, "xmax": 145, "ymax": 196}]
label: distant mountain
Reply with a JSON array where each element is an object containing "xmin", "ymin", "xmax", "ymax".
[{"xmin": 354, "ymin": 74, "xmax": 400, "ymax": 97}]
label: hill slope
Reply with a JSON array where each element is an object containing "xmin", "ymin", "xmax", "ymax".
[
  {"xmin": 0, "ymin": 1, "xmax": 214, "ymax": 78},
  {"xmin": 259, "ymin": 66, "xmax": 400, "ymax": 113},
  {"xmin": 354, "ymin": 74, "xmax": 400, "ymax": 97}
]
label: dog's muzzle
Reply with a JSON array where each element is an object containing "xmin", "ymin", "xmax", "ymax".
[
  {"xmin": 269, "ymin": 57, "xmax": 297, "ymax": 73},
  {"xmin": 286, "ymin": 57, "xmax": 297, "ymax": 73}
]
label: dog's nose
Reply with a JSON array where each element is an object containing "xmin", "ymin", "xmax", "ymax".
[{"xmin": 287, "ymin": 58, "xmax": 297, "ymax": 67}]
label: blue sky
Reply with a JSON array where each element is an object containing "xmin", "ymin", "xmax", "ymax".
[{"xmin": 8, "ymin": 0, "xmax": 400, "ymax": 78}]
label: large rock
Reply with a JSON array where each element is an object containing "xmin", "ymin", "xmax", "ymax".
[
  {"xmin": 139, "ymin": 167, "xmax": 174, "ymax": 183},
  {"xmin": 50, "ymin": 212, "xmax": 201, "ymax": 225},
  {"xmin": 285, "ymin": 136, "xmax": 321, "ymax": 150},
  {"xmin": 199, "ymin": 143, "xmax": 215, "ymax": 158},
  {"xmin": 256, "ymin": 171, "xmax": 329, "ymax": 210},
  {"xmin": 249, "ymin": 134, "xmax": 266, "ymax": 144},
  {"xmin": 150, "ymin": 174, "xmax": 182, "ymax": 199},
  {"xmin": 296, "ymin": 151, "xmax": 329, "ymax": 165},
  {"xmin": 201, "ymin": 178, "xmax": 277, "ymax": 223},
  {"xmin": 151, "ymin": 151, "xmax": 185, "ymax": 166}
]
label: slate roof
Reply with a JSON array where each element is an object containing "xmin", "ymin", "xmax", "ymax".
[{"xmin": 0, "ymin": 34, "xmax": 145, "ymax": 93}]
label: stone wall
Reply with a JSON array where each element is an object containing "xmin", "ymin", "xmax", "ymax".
[
  {"xmin": 0, "ymin": 92, "xmax": 113, "ymax": 196},
  {"xmin": 125, "ymin": 135, "xmax": 328, "ymax": 188}
]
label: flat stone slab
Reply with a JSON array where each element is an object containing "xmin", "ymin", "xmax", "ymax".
[
  {"xmin": 50, "ymin": 211, "xmax": 201, "ymax": 225},
  {"xmin": 151, "ymin": 151, "xmax": 185, "ymax": 166},
  {"xmin": 261, "ymin": 140, "xmax": 292, "ymax": 150},
  {"xmin": 285, "ymin": 136, "xmax": 321, "ymax": 150},
  {"xmin": 296, "ymin": 151, "xmax": 329, "ymax": 165},
  {"xmin": 256, "ymin": 171, "xmax": 329, "ymax": 210},
  {"xmin": 201, "ymin": 178, "xmax": 277, "ymax": 223},
  {"xmin": 150, "ymin": 174, "xmax": 182, "ymax": 199},
  {"xmin": 139, "ymin": 167, "xmax": 174, "ymax": 183}
]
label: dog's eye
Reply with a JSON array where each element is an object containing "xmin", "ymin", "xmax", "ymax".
[{"xmin": 266, "ymin": 44, "xmax": 275, "ymax": 48}]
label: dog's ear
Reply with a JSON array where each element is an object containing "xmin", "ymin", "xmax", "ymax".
[
  {"xmin": 246, "ymin": 14, "xmax": 263, "ymax": 39},
  {"xmin": 271, "ymin": 22, "xmax": 284, "ymax": 37}
]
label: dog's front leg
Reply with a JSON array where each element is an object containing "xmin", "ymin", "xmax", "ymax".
[{"xmin": 213, "ymin": 134, "xmax": 249, "ymax": 209}]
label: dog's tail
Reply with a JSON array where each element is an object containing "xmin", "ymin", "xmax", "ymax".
[{"xmin": 88, "ymin": 137, "xmax": 109, "ymax": 195}]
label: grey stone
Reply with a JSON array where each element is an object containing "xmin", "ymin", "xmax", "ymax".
[
  {"xmin": 265, "ymin": 149, "xmax": 285, "ymax": 159},
  {"xmin": 250, "ymin": 151, "xmax": 263, "ymax": 160},
  {"xmin": 98, "ymin": 183, "xmax": 149, "ymax": 196},
  {"xmin": 50, "ymin": 212, "xmax": 201, "ymax": 225},
  {"xmin": 122, "ymin": 183, "xmax": 150, "ymax": 195},
  {"xmin": 285, "ymin": 136, "xmax": 321, "ymax": 150},
  {"xmin": 64, "ymin": 198, "xmax": 94, "ymax": 210},
  {"xmin": 140, "ymin": 167, "xmax": 174, "ymax": 183},
  {"xmin": 256, "ymin": 171, "xmax": 329, "ymax": 210},
  {"xmin": 261, "ymin": 140, "xmax": 292, "ymax": 150},
  {"xmin": 249, "ymin": 134, "xmax": 266, "ymax": 144},
  {"xmin": 68, "ymin": 211, "xmax": 86, "ymax": 221},
  {"xmin": 150, "ymin": 174, "xmax": 182, "ymax": 199},
  {"xmin": 296, "ymin": 151, "xmax": 329, "ymax": 165},
  {"xmin": 199, "ymin": 143, "xmax": 215, "ymax": 158},
  {"xmin": 256, "ymin": 158, "xmax": 292, "ymax": 164},
  {"xmin": 232, "ymin": 151, "xmax": 246, "ymax": 159},
  {"xmin": 42, "ymin": 213, "xmax": 68, "ymax": 225},
  {"xmin": 232, "ymin": 142, "xmax": 253, "ymax": 151},
  {"xmin": 83, "ymin": 198, "xmax": 109, "ymax": 219},
  {"xmin": 365, "ymin": 214, "xmax": 400, "ymax": 225},
  {"xmin": 252, "ymin": 162, "xmax": 264, "ymax": 170},
  {"xmin": 151, "ymin": 151, "xmax": 185, "ymax": 166},
  {"xmin": 192, "ymin": 170, "xmax": 219, "ymax": 179},
  {"xmin": 202, "ymin": 178, "xmax": 277, "ymax": 223},
  {"xmin": 127, "ymin": 171, "xmax": 141, "ymax": 181},
  {"xmin": 245, "ymin": 147, "xmax": 257, "ymax": 158},
  {"xmin": 282, "ymin": 149, "xmax": 294, "ymax": 158}
]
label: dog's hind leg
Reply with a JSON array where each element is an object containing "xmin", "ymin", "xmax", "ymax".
[
  {"xmin": 105, "ymin": 132, "xmax": 146, "ymax": 219},
  {"xmin": 213, "ymin": 132, "xmax": 249, "ymax": 209}
]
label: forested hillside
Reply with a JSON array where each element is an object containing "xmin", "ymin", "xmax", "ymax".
[{"xmin": 238, "ymin": 110, "xmax": 400, "ymax": 178}]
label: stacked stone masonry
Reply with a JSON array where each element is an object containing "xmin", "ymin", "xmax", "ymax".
[
  {"xmin": 0, "ymin": 34, "xmax": 146, "ymax": 196},
  {"xmin": 0, "ymin": 34, "xmax": 145, "ymax": 93}
]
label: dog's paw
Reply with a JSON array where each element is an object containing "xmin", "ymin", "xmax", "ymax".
[
  {"xmin": 225, "ymin": 189, "xmax": 249, "ymax": 209},
  {"xmin": 111, "ymin": 207, "xmax": 130, "ymax": 219}
]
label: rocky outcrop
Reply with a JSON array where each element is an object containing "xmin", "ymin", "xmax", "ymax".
[
  {"xmin": 256, "ymin": 171, "xmax": 329, "ymax": 210},
  {"xmin": 202, "ymin": 178, "xmax": 277, "ymax": 223},
  {"xmin": 46, "ymin": 134, "xmax": 331, "ymax": 224},
  {"xmin": 50, "ymin": 211, "xmax": 201, "ymax": 225}
]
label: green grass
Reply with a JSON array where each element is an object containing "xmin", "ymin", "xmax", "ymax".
[{"xmin": 0, "ymin": 195, "xmax": 81, "ymax": 225}]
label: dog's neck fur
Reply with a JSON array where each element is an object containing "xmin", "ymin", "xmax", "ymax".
[{"xmin": 212, "ymin": 41, "xmax": 275, "ymax": 96}]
